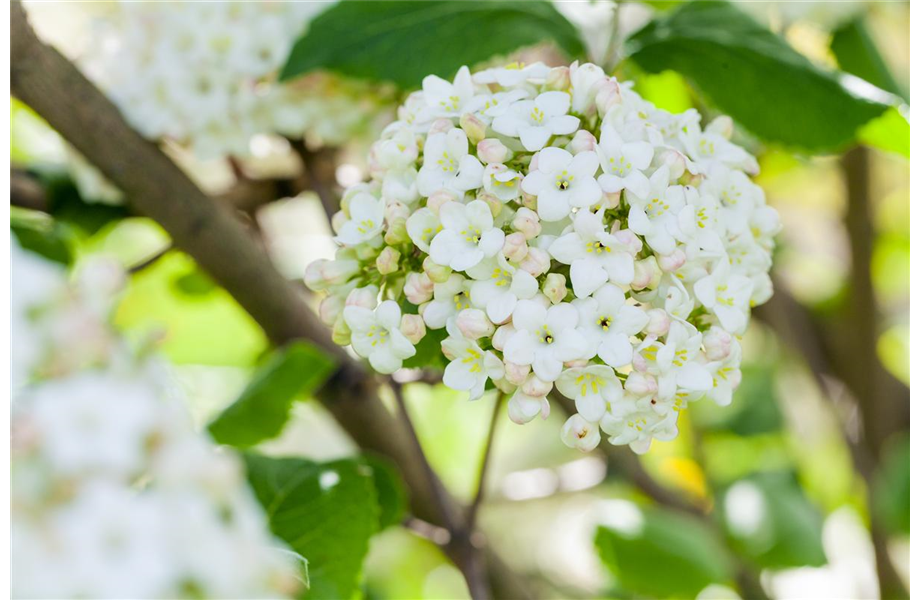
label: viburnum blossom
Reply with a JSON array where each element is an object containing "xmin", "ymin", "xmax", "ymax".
[
  {"xmin": 11, "ymin": 241, "xmax": 300, "ymax": 598},
  {"xmin": 306, "ymin": 61, "xmax": 780, "ymax": 454}
]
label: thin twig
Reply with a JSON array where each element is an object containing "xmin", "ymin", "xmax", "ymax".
[{"xmin": 467, "ymin": 392, "xmax": 504, "ymax": 531}]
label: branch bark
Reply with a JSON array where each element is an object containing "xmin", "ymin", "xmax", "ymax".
[{"xmin": 10, "ymin": 5, "xmax": 529, "ymax": 598}]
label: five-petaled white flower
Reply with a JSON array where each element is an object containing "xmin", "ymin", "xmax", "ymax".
[
  {"xmin": 548, "ymin": 209, "xmax": 638, "ymax": 297},
  {"xmin": 626, "ymin": 166, "xmax": 685, "ymax": 255},
  {"xmin": 597, "ymin": 125, "xmax": 654, "ymax": 198},
  {"xmin": 503, "ymin": 299, "xmax": 585, "ymax": 382},
  {"xmin": 429, "ymin": 200, "xmax": 504, "ymax": 272},
  {"xmin": 344, "ymin": 300, "xmax": 416, "ymax": 374},
  {"xmin": 421, "ymin": 66, "xmax": 477, "ymax": 119},
  {"xmin": 521, "ymin": 147, "xmax": 601, "ymax": 222},
  {"xmin": 556, "ymin": 364, "xmax": 624, "ymax": 423},
  {"xmin": 417, "ymin": 128, "xmax": 485, "ymax": 196},
  {"xmin": 406, "ymin": 206, "xmax": 442, "ymax": 252},
  {"xmin": 600, "ymin": 398, "xmax": 678, "ymax": 454},
  {"xmin": 634, "ymin": 320, "xmax": 713, "ymax": 396},
  {"xmin": 334, "ymin": 192, "xmax": 385, "ymax": 246},
  {"xmin": 468, "ymin": 255, "xmax": 539, "ymax": 324},
  {"xmin": 693, "ymin": 259, "xmax": 753, "ymax": 334},
  {"xmin": 574, "ymin": 284, "xmax": 648, "ymax": 367},
  {"xmin": 492, "ymin": 92, "xmax": 580, "ymax": 151},
  {"xmin": 422, "ymin": 274, "xmax": 473, "ymax": 329},
  {"xmin": 442, "ymin": 334, "xmax": 504, "ymax": 401}
]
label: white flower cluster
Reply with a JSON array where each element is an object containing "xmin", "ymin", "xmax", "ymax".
[
  {"xmin": 83, "ymin": 2, "xmax": 387, "ymax": 157},
  {"xmin": 305, "ymin": 62, "xmax": 780, "ymax": 454},
  {"xmin": 11, "ymin": 242, "xmax": 300, "ymax": 598}
]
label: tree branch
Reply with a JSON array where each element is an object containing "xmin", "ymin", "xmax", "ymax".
[{"xmin": 467, "ymin": 392, "xmax": 504, "ymax": 531}]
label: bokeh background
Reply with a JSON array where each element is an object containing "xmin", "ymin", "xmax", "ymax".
[{"xmin": 11, "ymin": 1, "xmax": 909, "ymax": 599}]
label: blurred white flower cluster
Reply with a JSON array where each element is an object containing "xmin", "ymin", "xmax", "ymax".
[
  {"xmin": 305, "ymin": 61, "xmax": 780, "ymax": 454},
  {"xmin": 82, "ymin": 2, "xmax": 389, "ymax": 158},
  {"xmin": 11, "ymin": 241, "xmax": 300, "ymax": 599}
]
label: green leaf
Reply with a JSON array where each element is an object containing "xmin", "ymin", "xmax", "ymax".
[
  {"xmin": 857, "ymin": 106, "xmax": 909, "ymax": 158},
  {"xmin": 244, "ymin": 454, "xmax": 380, "ymax": 599},
  {"xmin": 692, "ymin": 365, "xmax": 784, "ymax": 436},
  {"xmin": 402, "ymin": 326, "xmax": 449, "ymax": 370},
  {"xmin": 173, "ymin": 267, "xmax": 218, "ymax": 298},
  {"xmin": 719, "ymin": 472, "xmax": 827, "ymax": 569},
  {"xmin": 209, "ymin": 343, "xmax": 335, "ymax": 448},
  {"xmin": 874, "ymin": 435, "xmax": 909, "ymax": 535},
  {"xmin": 281, "ymin": 1, "xmax": 586, "ymax": 87},
  {"xmin": 35, "ymin": 168, "xmax": 131, "ymax": 236},
  {"xmin": 595, "ymin": 504, "xmax": 733, "ymax": 597},
  {"xmin": 11, "ymin": 210, "xmax": 74, "ymax": 265},
  {"xmin": 625, "ymin": 0, "xmax": 888, "ymax": 152},
  {"xmin": 364, "ymin": 455, "xmax": 408, "ymax": 530},
  {"xmin": 831, "ymin": 17, "xmax": 905, "ymax": 99}
]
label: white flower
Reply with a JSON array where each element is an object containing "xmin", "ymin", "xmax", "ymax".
[
  {"xmin": 569, "ymin": 61, "xmax": 608, "ymax": 115},
  {"xmin": 677, "ymin": 186, "xmax": 724, "ymax": 253},
  {"xmin": 492, "ymin": 91, "xmax": 580, "ymax": 151},
  {"xmin": 472, "ymin": 61, "xmax": 550, "ymax": 87},
  {"xmin": 421, "ymin": 66, "xmax": 477, "ymax": 119},
  {"xmin": 574, "ymin": 284, "xmax": 648, "ymax": 367},
  {"xmin": 635, "ymin": 321, "xmax": 713, "ymax": 396},
  {"xmin": 600, "ymin": 398, "xmax": 678, "ymax": 454},
  {"xmin": 548, "ymin": 209, "xmax": 638, "ymax": 297},
  {"xmin": 503, "ymin": 300, "xmax": 585, "ymax": 381},
  {"xmin": 482, "ymin": 164, "xmax": 523, "ymax": 202},
  {"xmin": 334, "ymin": 192, "xmax": 386, "ymax": 246},
  {"xmin": 507, "ymin": 389, "xmax": 551, "ymax": 424},
  {"xmin": 429, "ymin": 200, "xmax": 504, "ymax": 272},
  {"xmin": 421, "ymin": 274, "xmax": 473, "ymax": 329},
  {"xmin": 556, "ymin": 365, "xmax": 624, "ymax": 422},
  {"xmin": 468, "ymin": 255, "xmax": 539, "ymax": 324},
  {"xmin": 693, "ymin": 260, "xmax": 754, "ymax": 334},
  {"xmin": 441, "ymin": 335, "xmax": 504, "ymax": 401},
  {"xmin": 626, "ymin": 166, "xmax": 685, "ymax": 255},
  {"xmin": 597, "ymin": 125, "xmax": 654, "ymax": 198},
  {"xmin": 679, "ymin": 121, "xmax": 757, "ymax": 174},
  {"xmin": 561, "ymin": 414, "xmax": 601, "ymax": 452},
  {"xmin": 406, "ymin": 207, "xmax": 442, "ymax": 252},
  {"xmin": 521, "ymin": 147, "xmax": 601, "ymax": 222},
  {"xmin": 700, "ymin": 164, "xmax": 760, "ymax": 235},
  {"xmin": 417, "ymin": 128, "xmax": 485, "ymax": 196},
  {"xmin": 706, "ymin": 337, "xmax": 742, "ymax": 406},
  {"xmin": 344, "ymin": 300, "xmax": 417, "ymax": 374}
]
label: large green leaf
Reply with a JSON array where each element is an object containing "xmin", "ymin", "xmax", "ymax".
[
  {"xmin": 11, "ymin": 210, "xmax": 74, "ymax": 265},
  {"xmin": 244, "ymin": 454, "xmax": 380, "ymax": 599},
  {"xmin": 831, "ymin": 17, "xmax": 905, "ymax": 99},
  {"xmin": 625, "ymin": 1, "xmax": 888, "ymax": 152},
  {"xmin": 281, "ymin": 1, "xmax": 585, "ymax": 87},
  {"xmin": 718, "ymin": 472, "xmax": 827, "ymax": 569},
  {"xmin": 365, "ymin": 455, "xmax": 409, "ymax": 530},
  {"xmin": 595, "ymin": 504, "xmax": 733, "ymax": 597},
  {"xmin": 209, "ymin": 343, "xmax": 335, "ymax": 448}
]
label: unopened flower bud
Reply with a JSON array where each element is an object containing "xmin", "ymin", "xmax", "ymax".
[
  {"xmin": 512, "ymin": 207, "xmax": 541, "ymax": 239},
  {"xmin": 345, "ymin": 284, "xmax": 378, "ymax": 309},
  {"xmin": 502, "ymin": 232, "xmax": 528, "ymax": 263},
  {"xmin": 595, "ymin": 79, "xmax": 622, "ymax": 114},
  {"xmin": 658, "ymin": 149, "xmax": 687, "ymax": 181},
  {"xmin": 523, "ymin": 374, "xmax": 553, "ymax": 398},
  {"xmin": 703, "ymin": 327, "xmax": 733, "ymax": 361},
  {"xmin": 428, "ymin": 118, "xmax": 453, "ymax": 135},
  {"xmin": 613, "ymin": 229, "xmax": 642, "ymax": 256},
  {"xmin": 385, "ymin": 200, "xmax": 410, "ymax": 225},
  {"xmin": 460, "ymin": 113, "xmax": 486, "ymax": 144},
  {"xmin": 520, "ymin": 247, "xmax": 550, "ymax": 276},
  {"xmin": 384, "ymin": 219, "xmax": 409, "ymax": 245},
  {"xmin": 564, "ymin": 358, "xmax": 589, "ymax": 369},
  {"xmin": 491, "ymin": 324, "xmax": 515, "ymax": 351},
  {"xmin": 456, "ymin": 308, "xmax": 495, "ymax": 340},
  {"xmin": 678, "ymin": 171, "xmax": 703, "ymax": 187},
  {"xmin": 520, "ymin": 192, "xmax": 538, "ymax": 211},
  {"xmin": 477, "ymin": 138, "xmax": 512, "ymax": 164},
  {"xmin": 504, "ymin": 362, "xmax": 530, "ymax": 386},
  {"xmin": 508, "ymin": 390, "xmax": 550, "ymax": 424},
  {"xmin": 376, "ymin": 247, "xmax": 401, "ymax": 275},
  {"xmin": 400, "ymin": 314, "xmax": 426, "ymax": 345},
  {"xmin": 707, "ymin": 115, "xmax": 734, "ymax": 139},
  {"xmin": 318, "ymin": 294, "xmax": 344, "ymax": 326},
  {"xmin": 304, "ymin": 259, "xmax": 359, "ymax": 291},
  {"xmin": 569, "ymin": 130, "xmax": 597, "ymax": 154},
  {"xmin": 645, "ymin": 308, "xmax": 670, "ymax": 337},
  {"xmin": 561, "ymin": 414, "xmax": 601, "ymax": 452},
  {"xmin": 543, "ymin": 273, "xmax": 567, "ymax": 304},
  {"xmin": 426, "ymin": 190, "xmax": 455, "ymax": 215},
  {"xmin": 602, "ymin": 189, "xmax": 622, "ymax": 210},
  {"xmin": 332, "ymin": 316, "xmax": 351, "ymax": 346},
  {"xmin": 631, "ymin": 256, "xmax": 662, "ymax": 291},
  {"xmin": 658, "ymin": 249, "xmax": 686, "ymax": 272},
  {"xmin": 625, "ymin": 371, "xmax": 658, "ymax": 397},
  {"xmin": 403, "ymin": 272, "xmax": 434, "ymax": 304},
  {"xmin": 477, "ymin": 192, "xmax": 503, "ymax": 218},
  {"xmin": 545, "ymin": 66, "xmax": 571, "ymax": 91},
  {"xmin": 423, "ymin": 256, "xmax": 452, "ymax": 284}
]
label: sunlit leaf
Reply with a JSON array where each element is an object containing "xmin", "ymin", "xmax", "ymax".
[{"xmin": 831, "ymin": 17, "xmax": 905, "ymax": 99}]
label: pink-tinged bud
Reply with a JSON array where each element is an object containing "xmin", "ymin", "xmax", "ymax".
[
  {"xmin": 491, "ymin": 324, "xmax": 515, "ymax": 351},
  {"xmin": 456, "ymin": 308, "xmax": 495, "ymax": 340},
  {"xmin": 564, "ymin": 358, "xmax": 589, "ymax": 369},
  {"xmin": 520, "ymin": 247, "xmax": 550, "ymax": 277},
  {"xmin": 543, "ymin": 273, "xmax": 567, "ymax": 304},
  {"xmin": 520, "ymin": 192, "xmax": 538, "ymax": 211},
  {"xmin": 426, "ymin": 190, "xmax": 455, "ymax": 215},
  {"xmin": 561, "ymin": 414, "xmax": 600, "ymax": 452},
  {"xmin": 595, "ymin": 79, "xmax": 622, "ymax": 114},
  {"xmin": 512, "ymin": 207, "xmax": 541, "ymax": 239},
  {"xmin": 658, "ymin": 149, "xmax": 687, "ymax": 181},
  {"xmin": 332, "ymin": 316, "xmax": 351, "ymax": 346},
  {"xmin": 304, "ymin": 259, "xmax": 359, "ymax": 291},
  {"xmin": 400, "ymin": 314, "xmax": 426, "ymax": 345},
  {"xmin": 678, "ymin": 171, "xmax": 703, "ymax": 187},
  {"xmin": 508, "ymin": 391, "xmax": 550, "ymax": 425},
  {"xmin": 613, "ymin": 229, "xmax": 642, "ymax": 256},
  {"xmin": 385, "ymin": 200, "xmax": 410, "ymax": 225},
  {"xmin": 545, "ymin": 66, "xmax": 571, "ymax": 91},
  {"xmin": 502, "ymin": 232, "xmax": 529, "ymax": 263},
  {"xmin": 477, "ymin": 138, "xmax": 512, "ymax": 164},
  {"xmin": 631, "ymin": 256, "xmax": 662, "ymax": 291},
  {"xmin": 384, "ymin": 218, "xmax": 410, "ymax": 245},
  {"xmin": 625, "ymin": 371, "xmax": 658, "ymax": 397},
  {"xmin": 658, "ymin": 249, "xmax": 686, "ymax": 272},
  {"xmin": 345, "ymin": 284, "xmax": 379, "ymax": 309},
  {"xmin": 645, "ymin": 308, "xmax": 670, "ymax": 337},
  {"xmin": 569, "ymin": 129, "xmax": 597, "ymax": 154},
  {"xmin": 504, "ymin": 362, "xmax": 530, "ymax": 386},
  {"xmin": 460, "ymin": 113, "xmax": 486, "ymax": 144},
  {"xmin": 602, "ymin": 190, "xmax": 621, "ymax": 210},
  {"xmin": 318, "ymin": 294, "xmax": 345, "ymax": 327},
  {"xmin": 477, "ymin": 192, "xmax": 503, "ymax": 218},
  {"xmin": 428, "ymin": 118, "xmax": 453, "ymax": 135},
  {"xmin": 331, "ymin": 210, "xmax": 347, "ymax": 234},
  {"xmin": 376, "ymin": 247, "xmax": 401, "ymax": 275},
  {"xmin": 523, "ymin": 374, "xmax": 553, "ymax": 398},
  {"xmin": 403, "ymin": 272, "xmax": 434, "ymax": 304},
  {"xmin": 707, "ymin": 115, "xmax": 734, "ymax": 139},
  {"xmin": 423, "ymin": 256, "xmax": 452, "ymax": 284},
  {"xmin": 703, "ymin": 327, "xmax": 733, "ymax": 361}
]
